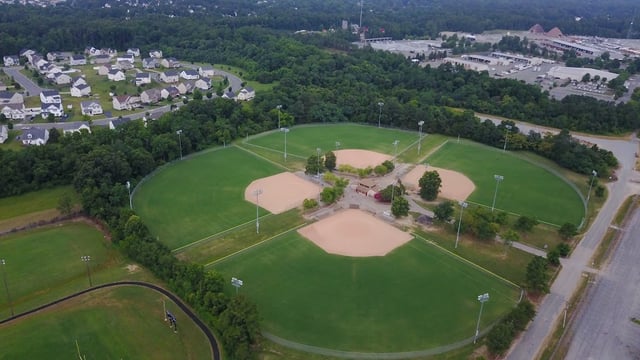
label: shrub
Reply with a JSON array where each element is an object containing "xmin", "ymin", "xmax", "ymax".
[
  {"xmin": 337, "ymin": 164, "xmax": 357, "ymax": 174},
  {"xmin": 374, "ymin": 164, "xmax": 388, "ymax": 175},
  {"xmin": 323, "ymin": 172, "xmax": 339, "ymax": 184},
  {"xmin": 556, "ymin": 243, "xmax": 571, "ymax": 257},
  {"xmin": 558, "ymin": 222, "xmax": 578, "ymax": 240},
  {"xmin": 303, "ymin": 198, "xmax": 318, "ymax": 210},
  {"xmin": 382, "ymin": 160, "xmax": 395, "ymax": 172},
  {"xmin": 320, "ymin": 187, "xmax": 336, "ymax": 204}
]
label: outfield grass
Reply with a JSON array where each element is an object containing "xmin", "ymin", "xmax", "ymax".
[
  {"xmin": 134, "ymin": 146, "xmax": 284, "ymax": 249},
  {"xmin": 0, "ymin": 286, "xmax": 211, "ymax": 360},
  {"xmin": 0, "ymin": 222, "xmax": 154, "ymax": 317},
  {"xmin": 215, "ymin": 232, "xmax": 519, "ymax": 352},
  {"xmin": 244, "ymin": 123, "xmax": 445, "ymax": 164},
  {"xmin": 427, "ymin": 141, "xmax": 584, "ymax": 225}
]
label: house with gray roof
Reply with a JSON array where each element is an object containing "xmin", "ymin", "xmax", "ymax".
[
  {"xmin": 69, "ymin": 54, "xmax": 87, "ymax": 66},
  {"xmin": 80, "ymin": 101, "xmax": 103, "ymax": 116},
  {"xmin": 140, "ymin": 88, "xmax": 162, "ymax": 104},
  {"xmin": 109, "ymin": 116, "xmax": 133, "ymax": 130},
  {"xmin": 20, "ymin": 127, "xmax": 49, "ymax": 146},
  {"xmin": 0, "ymin": 91, "xmax": 24, "ymax": 105},
  {"xmin": 0, "ymin": 125, "xmax": 8, "ymax": 144},
  {"xmin": 180, "ymin": 70, "xmax": 200, "ymax": 80},
  {"xmin": 3, "ymin": 55, "xmax": 20, "ymax": 67}
]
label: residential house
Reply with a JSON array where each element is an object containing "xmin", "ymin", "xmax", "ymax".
[
  {"xmin": 69, "ymin": 54, "xmax": 87, "ymax": 66},
  {"xmin": 222, "ymin": 90, "xmax": 236, "ymax": 100},
  {"xmin": 115, "ymin": 61, "xmax": 134, "ymax": 70},
  {"xmin": 53, "ymin": 73, "xmax": 72, "ymax": 85},
  {"xmin": 91, "ymin": 54, "xmax": 111, "ymax": 64},
  {"xmin": 236, "ymin": 87, "xmax": 255, "ymax": 101},
  {"xmin": 160, "ymin": 57, "xmax": 180, "ymax": 68},
  {"xmin": 194, "ymin": 77, "xmax": 212, "ymax": 90},
  {"xmin": 59, "ymin": 122, "xmax": 91, "ymax": 135},
  {"xmin": 1, "ymin": 104, "xmax": 25, "ymax": 120},
  {"xmin": 20, "ymin": 127, "xmax": 49, "ymax": 146},
  {"xmin": 30, "ymin": 55, "xmax": 47, "ymax": 68},
  {"xmin": 80, "ymin": 101, "xmax": 103, "ymax": 116},
  {"xmin": 112, "ymin": 95, "xmax": 140, "ymax": 110},
  {"xmin": 43, "ymin": 64, "xmax": 62, "ymax": 76},
  {"xmin": 127, "ymin": 48, "xmax": 140, "ymax": 57},
  {"xmin": 3, "ymin": 55, "xmax": 20, "ymax": 67},
  {"xmin": 135, "ymin": 72, "xmax": 152, "ymax": 86},
  {"xmin": 97, "ymin": 65, "xmax": 112, "ymax": 76},
  {"xmin": 140, "ymin": 88, "xmax": 162, "ymax": 104},
  {"xmin": 40, "ymin": 90, "xmax": 62, "ymax": 104},
  {"xmin": 71, "ymin": 76, "xmax": 88, "ymax": 88},
  {"xmin": 19, "ymin": 49, "xmax": 36, "ymax": 59},
  {"xmin": 198, "ymin": 66, "xmax": 215, "ymax": 77},
  {"xmin": 176, "ymin": 82, "xmax": 194, "ymax": 95},
  {"xmin": 46, "ymin": 52, "xmax": 65, "ymax": 62},
  {"xmin": 0, "ymin": 125, "xmax": 7, "ymax": 144},
  {"xmin": 180, "ymin": 70, "xmax": 200, "ymax": 80},
  {"xmin": 149, "ymin": 50, "xmax": 163, "ymax": 58},
  {"xmin": 116, "ymin": 54, "xmax": 135, "ymax": 63},
  {"xmin": 41, "ymin": 103, "xmax": 63, "ymax": 118},
  {"xmin": 142, "ymin": 58, "xmax": 158, "ymax": 69},
  {"xmin": 107, "ymin": 69, "xmax": 126, "ymax": 82},
  {"xmin": 70, "ymin": 84, "xmax": 92, "ymax": 97},
  {"xmin": 109, "ymin": 117, "xmax": 133, "ymax": 129},
  {"xmin": 0, "ymin": 91, "xmax": 24, "ymax": 105},
  {"xmin": 161, "ymin": 86, "xmax": 180, "ymax": 99},
  {"xmin": 160, "ymin": 70, "xmax": 179, "ymax": 83}
]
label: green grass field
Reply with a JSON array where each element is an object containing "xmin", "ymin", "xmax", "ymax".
[
  {"xmin": 214, "ymin": 232, "xmax": 519, "ymax": 352},
  {"xmin": 134, "ymin": 146, "xmax": 284, "ymax": 249},
  {"xmin": 0, "ymin": 186, "xmax": 77, "ymax": 222},
  {"xmin": 427, "ymin": 141, "xmax": 584, "ymax": 225},
  {"xmin": 0, "ymin": 286, "xmax": 211, "ymax": 360}
]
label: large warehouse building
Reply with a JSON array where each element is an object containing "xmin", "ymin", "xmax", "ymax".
[{"xmin": 547, "ymin": 66, "xmax": 618, "ymax": 82}]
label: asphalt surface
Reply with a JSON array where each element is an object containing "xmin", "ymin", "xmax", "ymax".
[
  {"xmin": 564, "ymin": 208, "xmax": 640, "ymax": 360},
  {"xmin": 3, "ymin": 66, "xmax": 44, "ymax": 96},
  {"xmin": 0, "ymin": 281, "xmax": 221, "ymax": 360}
]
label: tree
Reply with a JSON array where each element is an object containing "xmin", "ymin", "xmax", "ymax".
[
  {"xmin": 556, "ymin": 243, "xmax": 571, "ymax": 257},
  {"xmin": 320, "ymin": 187, "xmax": 336, "ymax": 204},
  {"xmin": 558, "ymin": 222, "xmax": 578, "ymax": 240},
  {"xmin": 377, "ymin": 183, "xmax": 404, "ymax": 202},
  {"xmin": 514, "ymin": 215, "xmax": 538, "ymax": 232},
  {"xmin": 57, "ymin": 192, "xmax": 74, "ymax": 216},
  {"xmin": 305, "ymin": 154, "xmax": 322, "ymax": 175},
  {"xmin": 324, "ymin": 151, "xmax": 336, "ymax": 171},
  {"xmin": 502, "ymin": 229, "xmax": 519, "ymax": 253},
  {"xmin": 434, "ymin": 200, "xmax": 454, "ymax": 222},
  {"xmin": 218, "ymin": 295, "xmax": 260, "ymax": 360},
  {"xmin": 526, "ymin": 256, "xmax": 550, "ymax": 293},
  {"xmin": 547, "ymin": 249, "xmax": 560, "ymax": 266},
  {"xmin": 418, "ymin": 170, "xmax": 442, "ymax": 201},
  {"xmin": 391, "ymin": 196, "xmax": 409, "ymax": 217},
  {"xmin": 487, "ymin": 321, "xmax": 515, "ymax": 356}
]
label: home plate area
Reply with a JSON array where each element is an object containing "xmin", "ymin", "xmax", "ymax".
[{"xmin": 297, "ymin": 209, "xmax": 413, "ymax": 257}]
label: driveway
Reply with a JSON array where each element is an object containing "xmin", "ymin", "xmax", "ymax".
[{"xmin": 3, "ymin": 66, "xmax": 43, "ymax": 96}]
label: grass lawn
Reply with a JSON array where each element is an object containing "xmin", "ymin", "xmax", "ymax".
[
  {"xmin": 427, "ymin": 140, "xmax": 584, "ymax": 226},
  {"xmin": 0, "ymin": 222, "xmax": 154, "ymax": 317},
  {"xmin": 0, "ymin": 130, "xmax": 23, "ymax": 151},
  {"xmin": 0, "ymin": 186, "xmax": 77, "ymax": 222},
  {"xmin": 134, "ymin": 146, "xmax": 284, "ymax": 249},
  {"xmin": 214, "ymin": 232, "xmax": 519, "ymax": 352},
  {"xmin": 0, "ymin": 286, "xmax": 211, "ymax": 360}
]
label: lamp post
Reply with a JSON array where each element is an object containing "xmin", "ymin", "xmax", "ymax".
[
  {"xmin": 335, "ymin": 141, "xmax": 341, "ymax": 150},
  {"xmin": 276, "ymin": 104, "xmax": 282, "ymax": 129},
  {"xmin": 418, "ymin": 120, "xmax": 425, "ymax": 155},
  {"xmin": 455, "ymin": 201, "xmax": 468, "ymax": 249},
  {"xmin": 126, "ymin": 181, "xmax": 132, "ymax": 210},
  {"xmin": 1, "ymin": 259, "xmax": 14, "ymax": 316},
  {"xmin": 231, "ymin": 277, "xmax": 244, "ymax": 295},
  {"xmin": 316, "ymin": 147, "xmax": 321, "ymax": 177},
  {"xmin": 474, "ymin": 293, "xmax": 490, "ymax": 344},
  {"xmin": 176, "ymin": 129, "xmax": 183, "ymax": 160},
  {"xmin": 377, "ymin": 101, "xmax": 384, "ymax": 128},
  {"xmin": 393, "ymin": 140, "xmax": 399, "ymax": 159},
  {"xmin": 491, "ymin": 174, "xmax": 504, "ymax": 212},
  {"xmin": 253, "ymin": 189, "xmax": 262, "ymax": 234},
  {"xmin": 81, "ymin": 255, "xmax": 92, "ymax": 287},
  {"xmin": 586, "ymin": 170, "xmax": 598, "ymax": 203},
  {"xmin": 502, "ymin": 124, "xmax": 512, "ymax": 152},
  {"xmin": 281, "ymin": 127, "xmax": 290, "ymax": 162}
]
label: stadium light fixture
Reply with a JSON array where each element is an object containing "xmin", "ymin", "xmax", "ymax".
[
  {"xmin": 231, "ymin": 277, "xmax": 244, "ymax": 294},
  {"xmin": 81, "ymin": 255, "xmax": 92, "ymax": 287},
  {"xmin": 586, "ymin": 170, "xmax": 598, "ymax": 203},
  {"xmin": 393, "ymin": 140, "xmax": 399, "ymax": 159},
  {"xmin": 503, "ymin": 124, "xmax": 512, "ymax": 152},
  {"xmin": 281, "ymin": 127, "xmax": 290, "ymax": 162},
  {"xmin": 254, "ymin": 189, "xmax": 262, "ymax": 234},
  {"xmin": 1, "ymin": 259, "xmax": 14, "ymax": 316},
  {"xmin": 126, "ymin": 181, "xmax": 132, "ymax": 210},
  {"xmin": 491, "ymin": 175, "xmax": 504, "ymax": 212},
  {"xmin": 316, "ymin": 148, "xmax": 321, "ymax": 177},
  {"xmin": 455, "ymin": 201, "xmax": 468, "ymax": 249},
  {"xmin": 474, "ymin": 293, "xmax": 490, "ymax": 344},
  {"xmin": 418, "ymin": 121, "xmax": 425, "ymax": 155},
  {"xmin": 377, "ymin": 101, "xmax": 384, "ymax": 128},
  {"xmin": 176, "ymin": 129, "xmax": 183, "ymax": 160},
  {"xmin": 276, "ymin": 105, "xmax": 282, "ymax": 129}
]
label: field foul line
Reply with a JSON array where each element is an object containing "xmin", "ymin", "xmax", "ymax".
[
  {"xmin": 171, "ymin": 215, "xmax": 274, "ymax": 253},
  {"xmin": 241, "ymin": 141, "xmax": 307, "ymax": 160},
  {"xmin": 413, "ymin": 233, "xmax": 521, "ymax": 290},
  {"xmin": 234, "ymin": 144, "xmax": 292, "ymax": 171},
  {"xmin": 203, "ymin": 223, "xmax": 308, "ymax": 268}
]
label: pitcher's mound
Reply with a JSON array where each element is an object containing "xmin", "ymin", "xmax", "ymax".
[
  {"xmin": 334, "ymin": 149, "xmax": 392, "ymax": 169},
  {"xmin": 298, "ymin": 209, "xmax": 413, "ymax": 257},
  {"xmin": 402, "ymin": 165, "xmax": 475, "ymax": 201},
  {"xmin": 245, "ymin": 172, "xmax": 322, "ymax": 214}
]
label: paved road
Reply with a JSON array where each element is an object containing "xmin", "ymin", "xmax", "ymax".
[
  {"xmin": 479, "ymin": 113, "xmax": 640, "ymax": 359},
  {"xmin": 564, "ymin": 208, "xmax": 640, "ymax": 359},
  {"xmin": 3, "ymin": 66, "xmax": 44, "ymax": 96}
]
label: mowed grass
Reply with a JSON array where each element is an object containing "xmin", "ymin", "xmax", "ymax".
[
  {"xmin": 215, "ymin": 232, "xmax": 519, "ymax": 352},
  {"xmin": 134, "ymin": 146, "xmax": 284, "ymax": 249},
  {"xmin": 245, "ymin": 123, "xmax": 444, "ymax": 162},
  {"xmin": 427, "ymin": 141, "xmax": 584, "ymax": 225},
  {"xmin": 0, "ymin": 186, "xmax": 77, "ymax": 221},
  {"xmin": 0, "ymin": 286, "xmax": 211, "ymax": 360}
]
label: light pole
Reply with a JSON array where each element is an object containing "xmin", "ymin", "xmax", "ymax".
[
  {"xmin": 126, "ymin": 181, "xmax": 132, "ymax": 210},
  {"xmin": 176, "ymin": 129, "xmax": 183, "ymax": 160},
  {"xmin": 455, "ymin": 201, "xmax": 468, "ymax": 249},
  {"xmin": 316, "ymin": 147, "xmax": 321, "ymax": 177},
  {"xmin": 393, "ymin": 140, "xmax": 399, "ymax": 159},
  {"xmin": 254, "ymin": 189, "xmax": 262, "ymax": 234},
  {"xmin": 491, "ymin": 174, "xmax": 504, "ymax": 212},
  {"xmin": 231, "ymin": 277, "xmax": 244, "ymax": 295},
  {"xmin": 586, "ymin": 170, "xmax": 598, "ymax": 203},
  {"xmin": 474, "ymin": 293, "xmax": 490, "ymax": 344},
  {"xmin": 377, "ymin": 101, "xmax": 384, "ymax": 128},
  {"xmin": 418, "ymin": 120, "xmax": 425, "ymax": 155},
  {"xmin": 502, "ymin": 124, "xmax": 512, "ymax": 152},
  {"xmin": 281, "ymin": 127, "xmax": 290, "ymax": 162},
  {"xmin": 276, "ymin": 104, "xmax": 282, "ymax": 129},
  {"xmin": 335, "ymin": 141, "xmax": 341, "ymax": 150},
  {"xmin": 81, "ymin": 255, "xmax": 92, "ymax": 287},
  {"xmin": 1, "ymin": 259, "xmax": 14, "ymax": 316}
]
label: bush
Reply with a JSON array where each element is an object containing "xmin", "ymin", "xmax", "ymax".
[
  {"xmin": 514, "ymin": 215, "xmax": 539, "ymax": 232},
  {"xmin": 558, "ymin": 222, "xmax": 578, "ymax": 240},
  {"xmin": 374, "ymin": 164, "xmax": 388, "ymax": 175},
  {"xmin": 434, "ymin": 201, "xmax": 454, "ymax": 222},
  {"xmin": 382, "ymin": 160, "xmax": 395, "ymax": 172},
  {"xmin": 556, "ymin": 243, "xmax": 571, "ymax": 257},
  {"xmin": 547, "ymin": 249, "xmax": 560, "ymax": 266},
  {"xmin": 303, "ymin": 198, "xmax": 318, "ymax": 210},
  {"xmin": 487, "ymin": 300, "xmax": 535, "ymax": 356},
  {"xmin": 357, "ymin": 166, "xmax": 373, "ymax": 178},
  {"xmin": 323, "ymin": 172, "xmax": 339, "ymax": 184},
  {"xmin": 391, "ymin": 196, "xmax": 410, "ymax": 217},
  {"xmin": 320, "ymin": 187, "xmax": 336, "ymax": 204},
  {"xmin": 337, "ymin": 164, "xmax": 357, "ymax": 174}
]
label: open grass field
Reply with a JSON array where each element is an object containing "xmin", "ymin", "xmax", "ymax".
[
  {"xmin": 0, "ymin": 286, "xmax": 211, "ymax": 360},
  {"xmin": 0, "ymin": 186, "xmax": 77, "ymax": 222},
  {"xmin": 134, "ymin": 146, "xmax": 283, "ymax": 249},
  {"xmin": 214, "ymin": 231, "xmax": 519, "ymax": 352},
  {"xmin": 427, "ymin": 141, "xmax": 584, "ymax": 225},
  {"xmin": 0, "ymin": 222, "xmax": 154, "ymax": 317}
]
